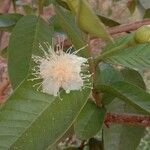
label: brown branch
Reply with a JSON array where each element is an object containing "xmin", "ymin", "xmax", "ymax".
[
  {"xmin": 87, "ymin": 35, "xmax": 102, "ymax": 107},
  {"xmin": 0, "ymin": 0, "xmax": 11, "ymax": 13},
  {"xmin": 105, "ymin": 112, "xmax": 150, "ymax": 127},
  {"xmin": 0, "ymin": 79, "xmax": 10, "ymax": 96},
  {"xmin": 108, "ymin": 19, "xmax": 150, "ymax": 35},
  {"xmin": 0, "ymin": 79, "xmax": 10, "ymax": 104}
]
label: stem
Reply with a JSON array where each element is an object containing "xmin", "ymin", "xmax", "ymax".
[
  {"xmin": 0, "ymin": 79, "xmax": 9, "ymax": 97},
  {"xmin": 108, "ymin": 19, "xmax": 150, "ymax": 35},
  {"xmin": 79, "ymin": 140, "xmax": 86, "ymax": 149},
  {"xmin": 87, "ymin": 35, "xmax": 102, "ymax": 107},
  {"xmin": 12, "ymin": 0, "xmax": 17, "ymax": 13},
  {"xmin": 94, "ymin": 41, "xmax": 128, "ymax": 66},
  {"xmin": 0, "ymin": 0, "xmax": 11, "ymax": 13},
  {"xmin": 105, "ymin": 112, "xmax": 150, "ymax": 127},
  {"xmin": 38, "ymin": 0, "xmax": 44, "ymax": 16}
]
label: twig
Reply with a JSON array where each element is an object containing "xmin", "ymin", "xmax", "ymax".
[
  {"xmin": 38, "ymin": 0, "xmax": 44, "ymax": 15},
  {"xmin": 105, "ymin": 112, "xmax": 150, "ymax": 127},
  {"xmin": 87, "ymin": 35, "xmax": 102, "ymax": 107},
  {"xmin": 0, "ymin": 79, "xmax": 10, "ymax": 104},
  {"xmin": 0, "ymin": 79, "xmax": 10, "ymax": 96},
  {"xmin": 0, "ymin": 0, "xmax": 11, "ymax": 13},
  {"xmin": 12, "ymin": 0, "xmax": 17, "ymax": 13},
  {"xmin": 79, "ymin": 140, "xmax": 86, "ymax": 149},
  {"xmin": 108, "ymin": 19, "xmax": 150, "ymax": 35}
]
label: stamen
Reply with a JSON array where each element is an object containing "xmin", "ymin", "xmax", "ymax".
[
  {"xmin": 72, "ymin": 44, "xmax": 88, "ymax": 55},
  {"xmin": 27, "ymin": 77, "xmax": 41, "ymax": 81},
  {"xmin": 43, "ymin": 42, "xmax": 51, "ymax": 50},
  {"xmin": 33, "ymin": 82, "xmax": 43, "ymax": 87},
  {"xmin": 66, "ymin": 45, "xmax": 74, "ymax": 53},
  {"xmin": 39, "ymin": 44, "xmax": 50, "ymax": 59}
]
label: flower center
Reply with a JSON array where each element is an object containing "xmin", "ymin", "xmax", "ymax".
[{"xmin": 51, "ymin": 59, "xmax": 74, "ymax": 82}]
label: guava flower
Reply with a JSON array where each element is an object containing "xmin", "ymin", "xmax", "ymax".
[{"xmin": 31, "ymin": 40, "xmax": 92, "ymax": 97}]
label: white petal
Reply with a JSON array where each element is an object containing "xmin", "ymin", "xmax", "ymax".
[
  {"xmin": 62, "ymin": 76, "xmax": 83, "ymax": 92},
  {"xmin": 42, "ymin": 79, "xmax": 60, "ymax": 96},
  {"xmin": 40, "ymin": 60, "xmax": 50, "ymax": 77}
]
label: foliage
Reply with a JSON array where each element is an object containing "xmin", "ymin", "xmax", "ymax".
[{"xmin": 0, "ymin": 0, "xmax": 150, "ymax": 150}]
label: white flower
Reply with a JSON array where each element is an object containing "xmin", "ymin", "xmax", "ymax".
[{"xmin": 31, "ymin": 40, "xmax": 92, "ymax": 97}]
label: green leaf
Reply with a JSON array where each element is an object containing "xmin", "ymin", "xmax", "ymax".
[
  {"xmin": 55, "ymin": 1, "xmax": 119, "ymax": 28},
  {"xmin": 117, "ymin": 124, "xmax": 144, "ymax": 150},
  {"xmin": 95, "ymin": 63, "xmax": 123, "ymax": 88},
  {"xmin": 102, "ymin": 34, "xmax": 133, "ymax": 53},
  {"xmin": 143, "ymin": 8, "xmax": 150, "ymax": 18},
  {"xmin": 100, "ymin": 81, "xmax": 150, "ymax": 113},
  {"xmin": 101, "ymin": 43, "xmax": 150, "ymax": 69},
  {"xmin": 77, "ymin": 0, "xmax": 112, "ymax": 41},
  {"xmin": 94, "ymin": 34, "xmax": 133, "ymax": 65},
  {"xmin": 0, "ymin": 79, "xmax": 90, "ymax": 149},
  {"xmin": 121, "ymin": 68, "xmax": 146, "ymax": 89},
  {"xmin": 56, "ymin": 0, "xmax": 70, "ymax": 10},
  {"xmin": 74, "ymin": 100, "xmax": 106, "ymax": 140},
  {"xmin": 95, "ymin": 63, "xmax": 123, "ymax": 105},
  {"xmin": 97, "ymin": 14, "xmax": 120, "ymax": 27},
  {"xmin": 66, "ymin": 0, "xmax": 112, "ymax": 41},
  {"xmin": 48, "ymin": 15, "xmax": 63, "ymax": 32},
  {"xmin": 65, "ymin": 0, "xmax": 78, "ymax": 14},
  {"xmin": 127, "ymin": 0, "xmax": 137, "ymax": 14},
  {"xmin": 8, "ymin": 15, "xmax": 53, "ymax": 89},
  {"xmin": 54, "ymin": 5, "xmax": 88, "ymax": 57},
  {"xmin": 0, "ymin": 13, "xmax": 22, "ymax": 32}
]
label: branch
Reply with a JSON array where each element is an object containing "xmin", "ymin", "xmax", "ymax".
[
  {"xmin": 108, "ymin": 19, "xmax": 150, "ymax": 35},
  {"xmin": 0, "ymin": 0, "xmax": 11, "ymax": 13},
  {"xmin": 0, "ymin": 59, "xmax": 9, "ymax": 103},
  {"xmin": 105, "ymin": 112, "xmax": 150, "ymax": 127},
  {"xmin": 0, "ymin": 79, "xmax": 10, "ymax": 96},
  {"xmin": 87, "ymin": 35, "xmax": 102, "ymax": 107}
]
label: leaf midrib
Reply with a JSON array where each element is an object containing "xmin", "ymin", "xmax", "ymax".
[
  {"xmin": 100, "ymin": 81, "xmax": 150, "ymax": 113},
  {"xmin": 27, "ymin": 16, "xmax": 40, "ymax": 78},
  {"xmin": 9, "ymin": 87, "xmax": 56, "ymax": 149},
  {"xmin": 79, "ymin": 108, "xmax": 96, "ymax": 138},
  {"xmin": 47, "ymin": 96, "xmax": 89, "ymax": 149}
]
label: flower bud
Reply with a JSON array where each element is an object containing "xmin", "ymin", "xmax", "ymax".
[{"xmin": 134, "ymin": 25, "xmax": 150, "ymax": 43}]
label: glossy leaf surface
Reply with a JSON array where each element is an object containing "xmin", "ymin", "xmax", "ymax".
[{"xmin": 74, "ymin": 100, "xmax": 106, "ymax": 140}]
